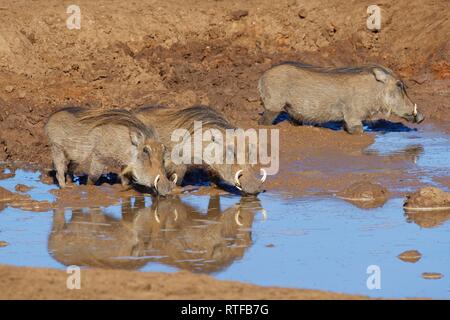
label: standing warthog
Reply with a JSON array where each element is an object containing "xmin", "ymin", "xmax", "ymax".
[
  {"xmin": 45, "ymin": 107, "xmax": 173, "ymax": 196},
  {"xmin": 258, "ymin": 62, "xmax": 424, "ymax": 133},
  {"xmin": 135, "ymin": 105, "xmax": 266, "ymax": 195}
]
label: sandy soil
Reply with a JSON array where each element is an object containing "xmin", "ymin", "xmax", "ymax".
[
  {"xmin": 0, "ymin": 264, "xmax": 365, "ymax": 299},
  {"xmin": 0, "ymin": 0, "xmax": 449, "ymax": 299}
]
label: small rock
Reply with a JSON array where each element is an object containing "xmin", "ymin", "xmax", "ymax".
[
  {"xmin": 422, "ymin": 272, "xmax": 443, "ymax": 280},
  {"xmin": 246, "ymin": 95, "xmax": 259, "ymax": 102},
  {"xmin": 398, "ymin": 250, "xmax": 422, "ymax": 263},
  {"xmin": 230, "ymin": 10, "xmax": 249, "ymax": 21},
  {"xmin": 404, "ymin": 187, "xmax": 450, "ymax": 211},
  {"xmin": 18, "ymin": 90, "xmax": 26, "ymax": 99},
  {"xmin": 337, "ymin": 181, "xmax": 389, "ymax": 209},
  {"xmin": 5, "ymin": 85, "xmax": 14, "ymax": 93},
  {"xmin": 0, "ymin": 241, "xmax": 8, "ymax": 247},
  {"xmin": 15, "ymin": 184, "xmax": 32, "ymax": 193},
  {"xmin": 287, "ymin": 0, "xmax": 297, "ymax": 7},
  {"xmin": 298, "ymin": 8, "xmax": 308, "ymax": 19},
  {"xmin": 265, "ymin": 243, "xmax": 275, "ymax": 248}
]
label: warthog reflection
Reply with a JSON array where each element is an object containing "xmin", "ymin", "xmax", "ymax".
[{"xmin": 48, "ymin": 195, "xmax": 264, "ymax": 272}]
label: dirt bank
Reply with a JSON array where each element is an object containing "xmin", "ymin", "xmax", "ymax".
[
  {"xmin": 0, "ymin": 264, "xmax": 365, "ymax": 299},
  {"xmin": 0, "ymin": 0, "xmax": 449, "ymax": 165}
]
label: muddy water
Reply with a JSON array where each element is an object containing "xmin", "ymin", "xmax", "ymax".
[{"xmin": 0, "ymin": 126, "xmax": 449, "ymax": 298}]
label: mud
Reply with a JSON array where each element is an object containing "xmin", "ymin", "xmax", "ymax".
[
  {"xmin": 337, "ymin": 181, "xmax": 389, "ymax": 209},
  {"xmin": 0, "ymin": 0, "xmax": 449, "ymax": 165},
  {"xmin": 0, "ymin": 265, "xmax": 365, "ymax": 300}
]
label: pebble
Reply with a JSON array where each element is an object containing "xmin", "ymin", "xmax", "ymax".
[
  {"xmin": 298, "ymin": 8, "xmax": 308, "ymax": 19},
  {"xmin": 398, "ymin": 250, "xmax": 422, "ymax": 263},
  {"xmin": 230, "ymin": 10, "xmax": 249, "ymax": 21},
  {"xmin": 4, "ymin": 85, "xmax": 14, "ymax": 93},
  {"xmin": 15, "ymin": 184, "xmax": 32, "ymax": 193},
  {"xmin": 422, "ymin": 272, "xmax": 443, "ymax": 280}
]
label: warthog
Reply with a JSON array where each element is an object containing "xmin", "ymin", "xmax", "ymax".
[
  {"xmin": 258, "ymin": 62, "xmax": 424, "ymax": 133},
  {"xmin": 135, "ymin": 105, "xmax": 266, "ymax": 195},
  {"xmin": 45, "ymin": 107, "xmax": 173, "ymax": 195}
]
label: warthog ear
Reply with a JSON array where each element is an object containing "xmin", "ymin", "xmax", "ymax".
[
  {"xmin": 130, "ymin": 131, "xmax": 144, "ymax": 146},
  {"xmin": 372, "ymin": 68, "xmax": 388, "ymax": 83}
]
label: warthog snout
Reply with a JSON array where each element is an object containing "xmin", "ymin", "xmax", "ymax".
[
  {"xmin": 404, "ymin": 104, "xmax": 424, "ymax": 123},
  {"xmin": 414, "ymin": 112, "xmax": 425, "ymax": 124},
  {"xmin": 154, "ymin": 174, "xmax": 177, "ymax": 197},
  {"xmin": 234, "ymin": 168, "xmax": 267, "ymax": 196}
]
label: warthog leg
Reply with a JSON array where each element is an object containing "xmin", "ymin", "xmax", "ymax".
[
  {"xmin": 343, "ymin": 105, "xmax": 364, "ymax": 134},
  {"xmin": 51, "ymin": 145, "xmax": 68, "ymax": 188},
  {"xmin": 344, "ymin": 123, "xmax": 363, "ymax": 134},
  {"xmin": 87, "ymin": 158, "xmax": 104, "ymax": 185}
]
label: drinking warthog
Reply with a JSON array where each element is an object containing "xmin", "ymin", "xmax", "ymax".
[
  {"xmin": 258, "ymin": 62, "xmax": 424, "ymax": 133},
  {"xmin": 45, "ymin": 107, "xmax": 173, "ymax": 195},
  {"xmin": 135, "ymin": 105, "xmax": 266, "ymax": 195}
]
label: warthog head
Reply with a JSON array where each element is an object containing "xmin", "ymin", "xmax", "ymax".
[
  {"xmin": 208, "ymin": 142, "xmax": 266, "ymax": 196},
  {"xmin": 125, "ymin": 133, "xmax": 175, "ymax": 196},
  {"xmin": 373, "ymin": 67, "xmax": 424, "ymax": 124}
]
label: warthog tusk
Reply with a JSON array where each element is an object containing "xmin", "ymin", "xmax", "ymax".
[
  {"xmin": 235, "ymin": 209, "xmax": 243, "ymax": 226},
  {"xmin": 154, "ymin": 175, "xmax": 160, "ymax": 191},
  {"xmin": 154, "ymin": 208, "xmax": 160, "ymax": 223},
  {"xmin": 234, "ymin": 170, "xmax": 243, "ymax": 188},
  {"xmin": 173, "ymin": 208, "xmax": 178, "ymax": 221},
  {"xmin": 413, "ymin": 104, "xmax": 418, "ymax": 116},
  {"xmin": 171, "ymin": 173, "xmax": 178, "ymax": 185},
  {"xmin": 260, "ymin": 168, "xmax": 267, "ymax": 183}
]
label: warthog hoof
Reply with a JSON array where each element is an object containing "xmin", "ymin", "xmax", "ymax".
[{"xmin": 345, "ymin": 124, "xmax": 363, "ymax": 134}]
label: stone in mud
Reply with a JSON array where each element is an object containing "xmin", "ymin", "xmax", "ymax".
[
  {"xmin": 39, "ymin": 171, "xmax": 55, "ymax": 185},
  {"xmin": 230, "ymin": 10, "xmax": 248, "ymax": 21},
  {"xmin": 0, "ymin": 171, "xmax": 14, "ymax": 180},
  {"xmin": 4, "ymin": 85, "xmax": 14, "ymax": 93},
  {"xmin": 15, "ymin": 184, "xmax": 32, "ymax": 193},
  {"xmin": 0, "ymin": 241, "xmax": 8, "ymax": 247},
  {"xmin": 404, "ymin": 187, "xmax": 450, "ymax": 211},
  {"xmin": 398, "ymin": 250, "xmax": 422, "ymax": 263},
  {"xmin": 298, "ymin": 8, "xmax": 307, "ymax": 19},
  {"xmin": 337, "ymin": 181, "xmax": 389, "ymax": 209},
  {"xmin": 421, "ymin": 272, "xmax": 443, "ymax": 280},
  {"xmin": 18, "ymin": 90, "xmax": 26, "ymax": 99}
]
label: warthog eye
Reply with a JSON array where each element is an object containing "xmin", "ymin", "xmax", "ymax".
[
  {"xmin": 396, "ymin": 80, "xmax": 406, "ymax": 91},
  {"xmin": 143, "ymin": 146, "xmax": 152, "ymax": 154}
]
